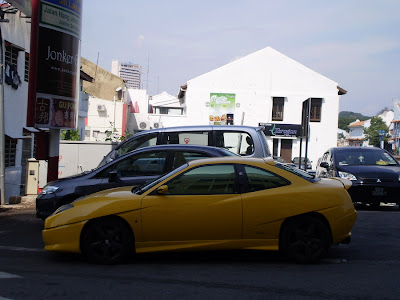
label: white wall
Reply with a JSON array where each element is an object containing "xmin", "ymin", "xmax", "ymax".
[
  {"xmin": 2, "ymin": 12, "xmax": 31, "ymax": 202},
  {"xmin": 182, "ymin": 47, "xmax": 341, "ymax": 168},
  {"xmin": 85, "ymin": 96, "xmax": 124, "ymax": 141}
]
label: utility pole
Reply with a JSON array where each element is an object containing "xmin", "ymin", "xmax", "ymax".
[{"xmin": 0, "ymin": 28, "xmax": 5, "ymax": 206}]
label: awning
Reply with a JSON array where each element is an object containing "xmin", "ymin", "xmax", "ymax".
[{"xmin": 24, "ymin": 127, "xmax": 40, "ymax": 133}]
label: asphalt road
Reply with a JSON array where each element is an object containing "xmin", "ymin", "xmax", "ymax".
[{"xmin": 0, "ymin": 204, "xmax": 399, "ymax": 299}]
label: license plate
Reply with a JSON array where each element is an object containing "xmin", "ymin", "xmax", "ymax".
[{"xmin": 372, "ymin": 187, "xmax": 386, "ymax": 196}]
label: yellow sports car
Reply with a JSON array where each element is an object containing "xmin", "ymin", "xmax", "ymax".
[{"xmin": 43, "ymin": 157, "xmax": 357, "ymax": 264}]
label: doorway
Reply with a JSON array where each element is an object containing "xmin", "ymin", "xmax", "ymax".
[{"xmin": 280, "ymin": 139, "xmax": 293, "ymax": 163}]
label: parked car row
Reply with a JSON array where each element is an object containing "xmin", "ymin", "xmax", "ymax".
[{"xmin": 37, "ymin": 125, "xmax": 369, "ymax": 265}]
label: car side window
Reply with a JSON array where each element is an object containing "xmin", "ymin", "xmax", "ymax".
[
  {"xmin": 117, "ymin": 133, "xmax": 158, "ymax": 156},
  {"xmin": 97, "ymin": 151, "xmax": 168, "ymax": 178},
  {"xmin": 165, "ymin": 164, "xmax": 236, "ymax": 195},
  {"xmin": 244, "ymin": 166, "xmax": 290, "ymax": 192},
  {"xmin": 215, "ymin": 132, "xmax": 254, "ymax": 156},
  {"xmin": 165, "ymin": 131, "xmax": 210, "ymax": 145},
  {"xmin": 172, "ymin": 151, "xmax": 210, "ymax": 170}
]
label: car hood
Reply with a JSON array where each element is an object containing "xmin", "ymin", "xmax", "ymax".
[
  {"xmin": 44, "ymin": 186, "xmax": 142, "ymax": 229},
  {"xmin": 46, "ymin": 171, "xmax": 92, "ymax": 186},
  {"xmin": 336, "ymin": 164, "xmax": 400, "ymax": 179}
]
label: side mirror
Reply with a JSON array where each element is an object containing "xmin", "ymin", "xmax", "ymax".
[
  {"xmin": 109, "ymin": 170, "xmax": 119, "ymax": 182},
  {"xmin": 157, "ymin": 185, "xmax": 168, "ymax": 195},
  {"xmin": 320, "ymin": 162, "xmax": 330, "ymax": 169}
]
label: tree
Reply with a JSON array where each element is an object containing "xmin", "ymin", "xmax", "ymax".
[
  {"xmin": 363, "ymin": 116, "xmax": 388, "ymax": 147},
  {"xmin": 61, "ymin": 130, "xmax": 80, "ymax": 141}
]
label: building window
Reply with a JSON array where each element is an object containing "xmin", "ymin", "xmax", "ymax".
[
  {"xmin": 159, "ymin": 107, "xmax": 168, "ymax": 114},
  {"xmin": 272, "ymin": 97, "xmax": 284, "ymax": 121},
  {"xmin": 5, "ymin": 41, "xmax": 19, "ymax": 68},
  {"xmin": 25, "ymin": 52, "xmax": 29, "ymax": 82},
  {"xmin": 310, "ymin": 98, "xmax": 322, "ymax": 122},
  {"xmin": 5, "ymin": 137, "xmax": 17, "ymax": 167}
]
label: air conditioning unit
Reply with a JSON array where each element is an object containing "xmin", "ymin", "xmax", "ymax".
[
  {"xmin": 138, "ymin": 121, "xmax": 150, "ymax": 130},
  {"xmin": 153, "ymin": 122, "xmax": 163, "ymax": 129},
  {"xmin": 97, "ymin": 105, "xmax": 106, "ymax": 112}
]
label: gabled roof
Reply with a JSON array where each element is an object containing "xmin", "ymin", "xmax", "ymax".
[{"xmin": 348, "ymin": 120, "xmax": 366, "ymax": 127}]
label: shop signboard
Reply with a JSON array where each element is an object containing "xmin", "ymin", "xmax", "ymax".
[
  {"xmin": 209, "ymin": 93, "xmax": 235, "ymax": 125},
  {"xmin": 259, "ymin": 123, "xmax": 301, "ymax": 137},
  {"xmin": 33, "ymin": 0, "xmax": 82, "ymax": 129}
]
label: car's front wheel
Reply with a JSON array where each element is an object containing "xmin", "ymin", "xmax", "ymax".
[
  {"xmin": 80, "ymin": 217, "xmax": 135, "ymax": 264},
  {"xmin": 280, "ymin": 215, "xmax": 330, "ymax": 264}
]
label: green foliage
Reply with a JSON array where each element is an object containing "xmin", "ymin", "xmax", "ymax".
[
  {"xmin": 61, "ymin": 130, "xmax": 80, "ymax": 141},
  {"xmin": 338, "ymin": 111, "xmax": 370, "ymax": 132},
  {"xmin": 363, "ymin": 116, "xmax": 388, "ymax": 147},
  {"xmin": 105, "ymin": 122, "xmax": 134, "ymax": 142}
]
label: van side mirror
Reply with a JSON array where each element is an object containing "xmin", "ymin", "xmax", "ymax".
[
  {"xmin": 320, "ymin": 162, "xmax": 330, "ymax": 169},
  {"xmin": 157, "ymin": 185, "xmax": 168, "ymax": 195}
]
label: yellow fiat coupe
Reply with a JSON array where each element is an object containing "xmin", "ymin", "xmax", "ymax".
[{"xmin": 43, "ymin": 157, "xmax": 357, "ymax": 264}]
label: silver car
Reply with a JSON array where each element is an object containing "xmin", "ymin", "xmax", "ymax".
[{"xmin": 99, "ymin": 125, "xmax": 271, "ymax": 166}]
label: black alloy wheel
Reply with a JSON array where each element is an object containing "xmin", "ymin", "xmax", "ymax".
[
  {"xmin": 280, "ymin": 216, "xmax": 330, "ymax": 264},
  {"xmin": 81, "ymin": 217, "xmax": 135, "ymax": 264}
]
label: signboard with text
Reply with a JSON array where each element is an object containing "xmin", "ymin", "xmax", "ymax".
[
  {"xmin": 34, "ymin": 0, "xmax": 82, "ymax": 129},
  {"xmin": 259, "ymin": 123, "xmax": 301, "ymax": 137}
]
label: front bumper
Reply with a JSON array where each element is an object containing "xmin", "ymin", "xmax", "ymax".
[
  {"xmin": 348, "ymin": 184, "xmax": 400, "ymax": 204},
  {"xmin": 42, "ymin": 220, "xmax": 87, "ymax": 253}
]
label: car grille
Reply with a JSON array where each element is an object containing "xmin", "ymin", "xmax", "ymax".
[{"xmin": 361, "ymin": 178, "xmax": 396, "ymax": 184}]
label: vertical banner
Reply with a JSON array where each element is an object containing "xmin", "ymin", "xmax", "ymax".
[
  {"xmin": 209, "ymin": 93, "xmax": 235, "ymax": 125},
  {"xmin": 34, "ymin": 0, "xmax": 82, "ymax": 129}
]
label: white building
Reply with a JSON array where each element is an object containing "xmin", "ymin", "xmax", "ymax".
[
  {"xmin": 347, "ymin": 110, "xmax": 394, "ymax": 148},
  {"xmin": 348, "ymin": 119, "xmax": 369, "ymax": 147},
  {"xmin": 392, "ymin": 99, "xmax": 400, "ymax": 153},
  {"xmin": 111, "ymin": 60, "xmax": 141, "ymax": 89},
  {"xmin": 176, "ymin": 47, "xmax": 346, "ymax": 168}
]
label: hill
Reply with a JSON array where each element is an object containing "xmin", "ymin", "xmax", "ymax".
[{"xmin": 338, "ymin": 111, "xmax": 371, "ymax": 131}]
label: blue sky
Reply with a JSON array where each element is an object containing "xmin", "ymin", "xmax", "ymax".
[{"xmin": 81, "ymin": 0, "xmax": 400, "ymax": 116}]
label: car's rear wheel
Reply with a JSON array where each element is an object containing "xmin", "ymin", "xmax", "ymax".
[
  {"xmin": 81, "ymin": 217, "xmax": 135, "ymax": 264},
  {"xmin": 280, "ymin": 215, "xmax": 330, "ymax": 264}
]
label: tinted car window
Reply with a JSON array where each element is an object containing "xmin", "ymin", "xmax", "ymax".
[
  {"xmin": 244, "ymin": 166, "xmax": 290, "ymax": 192},
  {"xmin": 166, "ymin": 164, "xmax": 236, "ymax": 195},
  {"xmin": 166, "ymin": 131, "xmax": 210, "ymax": 145},
  {"xmin": 275, "ymin": 162, "xmax": 320, "ymax": 182},
  {"xmin": 97, "ymin": 151, "xmax": 168, "ymax": 178},
  {"xmin": 172, "ymin": 151, "xmax": 210, "ymax": 169},
  {"xmin": 216, "ymin": 132, "xmax": 254, "ymax": 156},
  {"xmin": 117, "ymin": 133, "xmax": 158, "ymax": 156}
]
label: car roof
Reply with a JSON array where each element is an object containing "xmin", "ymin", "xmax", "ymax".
[
  {"xmin": 125, "ymin": 125, "xmax": 265, "ymax": 136},
  {"xmin": 114, "ymin": 144, "xmax": 233, "ymax": 160},
  {"xmin": 186, "ymin": 156, "xmax": 275, "ymax": 166}
]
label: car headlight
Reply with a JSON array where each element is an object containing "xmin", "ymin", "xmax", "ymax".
[
  {"xmin": 40, "ymin": 185, "xmax": 59, "ymax": 195},
  {"xmin": 53, "ymin": 203, "xmax": 74, "ymax": 215},
  {"xmin": 338, "ymin": 171, "xmax": 357, "ymax": 181}
]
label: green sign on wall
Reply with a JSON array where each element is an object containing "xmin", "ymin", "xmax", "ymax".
[{"xmin": 209, "ymin": 93, "xmax": 236, "ymax": 125}]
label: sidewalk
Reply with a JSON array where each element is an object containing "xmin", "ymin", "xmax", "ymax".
[{"xmin": 0, "ymin": 196, "xmax": 36, "ymax": 215}]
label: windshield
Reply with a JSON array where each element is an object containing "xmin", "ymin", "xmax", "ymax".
[
  {"xmin": 335, "ymin": 149, "xmax": 398, "ymax": 166},
  {"xmin": 134, "ymin": 163, "xmax": 189, "ymax": 195},
  {"xmin": 275, "ymin": 162, "xmax": 319, "ymax": 182}
]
